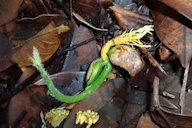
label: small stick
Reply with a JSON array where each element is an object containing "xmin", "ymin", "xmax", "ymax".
[
  {"xmin": 153, "ymin": 76, "xmax": 174, "ymax": 128},
  {"xmin": 179, "ymin": 63, "xmax": 190, "ymax": 114},
  {"xmin": 139, "ymin": 47, "xmax": 167, "ymax": 75},
  {"xmin": 16, "ymin": 14, "xmax": 61, "ymax": 22}
]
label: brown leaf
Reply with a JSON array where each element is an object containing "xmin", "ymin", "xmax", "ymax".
[
  {"xmin": 152, "ymin": 3, "xmax": 192, "ymax": 68},
  {"xmin": 62, "ymin": 25, "xmax": 99, "ymax": 72},
  {"xmin": 158, "ymin": 0, "xmax": 192, "ymax": 21},
  {"xmin": 62, "ymin": 78, "xmax": 126, "ymax": 128},
  {"xmin": 111, "ymin": 4, "xmax": 153, "ymax": 29},
  {"xmin": 0, "ymin": 33, "xmax": 14, "ymax": 72},
  {"xmin": 11, "ymin": 22, "xmax": 61, "ymax": 67},
  {"xmin": 136, "ymin": 113, "xmax": 159, "ymax": 128},
  {"xmin": 73, "ymin": 0, "xmax": 101, "ymax": 19},
  {"xmin": 8, "ymin": 86, "xmax": 46, "ymax": 127},
  {"xmin": 0, "ymin": 0, "xmax": 23, "ymax": 25}
]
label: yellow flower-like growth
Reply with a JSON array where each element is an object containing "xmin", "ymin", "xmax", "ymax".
[
  {"xmin": 57, "ymin": 24, "xmax": 70, "ymax": 34},
  {"xmin": 101, "ymin": 25, "xmax": 154, "ymax": 60},
  {"xmin": 75, "ymin": 110, "xmax": 100, "ymax": 128},
  {"xmin": 45, "ymin": 107, "xmax": 69, "ymax": 128}
]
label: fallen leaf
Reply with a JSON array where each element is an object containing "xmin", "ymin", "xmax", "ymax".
[
  {"xmin": 11, "ymin": 22, "xmax": 61, "ymax": 67},
  {"xmin": 136, "ymin": 113, "xmax": 159, "ymax": 128},
  {"xmin": 158, "ymin": 0, "xmax": 192, "ymax": 21},
  {"xmin": 152, "ymin": 3, "xmax": 192, "ymax": 68},
  {"xmin": 62, "ymin": 25, "xmax": 99, "ymax": 72},
  {"xmin": 73, "ymin": 0, "xmax": 101, "ymax": 19},
  {"xmin": 0, "ymin": 0, "xmax": 23, "ymax": 25},
  {"xmin": 8, "ymin": 86, "xmax": 46, "ymax": 127},
  {"xmin": 63, "ymin": 78, "xmax": 126, "ymax": 128},
  {"xmin": 0, "ymin": 33, "xmax": 14, "ymax": 72},
  {"xmin": 34, "ymin": 72, "xmax": 85, "ymax": 96},
  {"xmin": 111, "ymin": 3, "xmax": 153, "ymax": 30}
]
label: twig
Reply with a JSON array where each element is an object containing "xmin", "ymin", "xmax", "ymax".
[
  {"xmin": 0, "ymin": 35, "xmax": 100, "ymax": 103},
  {"xmin": 16, "ymin": 14, "xmax": 61, "ymax": 22},
  {"xmin": 153, "ymin": 76, "xmax": 160, "ymax": 108},
  {"xmin": 179, "ymin": 63, "xmax": 190, "ymax": 114},
  {"xmin": 153, "ymin": 76, "xmax": 173, "ymax": 128},
  {"xmin": 139, "ymin": 47, "xmax": 167, "ymax": 76}
]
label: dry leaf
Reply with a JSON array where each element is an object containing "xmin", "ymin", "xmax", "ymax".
[
  {"xmin": 159, "ymin": 45, "xmax": 171, "ymax": 61},
  {"xmin": 152, "ymin": 3, "xmax": 192, "ymax": 68},
  {"xmin": 0, "ymin": 0, "xmax": 23, "ymax": 25},
  {"xmin": 0, "ymin": 33, "xmax": 14, "ymax": 72},
  {"xmin": 158, "ymin": 0, "xmax": 192, "ymax": 21},
  {"xmin": 136, "ymin": 113, "xmax": 159, "ymax": 128},
  {"xmin": 11, "ymin": 22, "xmax": 61, "ymax": 67},
  {"xmin": 73, "ymin": 0, "xmax": 101, "ymax": 19},
  {"xmin": 111, "ymin": 4, "xmax": 153, "ymax": 30}
]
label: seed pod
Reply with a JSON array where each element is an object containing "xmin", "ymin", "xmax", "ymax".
[{"xmin": 109, "ymin": 45, "xmax": 145, "ymax": 77}]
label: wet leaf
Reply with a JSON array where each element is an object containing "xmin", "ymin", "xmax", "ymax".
[
  {"xmin": 111, "ymin": 3, "xmax": 153, "ymax": 30},
  {"xmin": 11, "ymin": 22, "xmax": 61, "ymax": 67},
  {"xmin": 0, "ymin": 0, "xmax": 23, "ymax": 25},
  {"xmin": 152, "ymin": 3, "xmax": 192, "ymax": 68}
]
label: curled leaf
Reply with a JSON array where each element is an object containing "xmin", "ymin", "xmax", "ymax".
[{"xmin": 11, "ymin": 22, "xmax": 67, "ymax": 67}]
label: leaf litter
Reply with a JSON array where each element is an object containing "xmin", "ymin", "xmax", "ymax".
[{"xmin": 1, "ymin": 0, "xmax": 192, "ymax": 128}]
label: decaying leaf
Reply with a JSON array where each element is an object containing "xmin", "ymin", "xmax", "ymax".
[
  {"xmin": 8, "ymin": 86, "xmax": 46, "ymax": 127},
  {"xmin": 152, "ymin": 4, "xmax": 192, "ymax": 68},
  {"xmin": 0, "ymin": 33, "xmax": 14, "ymax": 72},
  {"xmin": 158, "ymin": 0, "xmax": 192, "ymax": 21},
  {"xmin": 136, "ymin": 113, "xmax": 159, "ymax": 128},
  {"xmin": 159, "ymin": 45, "xmax": 171, "ymax": 61},
  {"xmin": 73, "ymin": 0, "xmax": 101, "ymax": 19},
  {"xmin": 0, "ymin": 0, "xmax": 23, "ymax": 25},
  {"xmin": 63, "ymin": 78, "xmax": 126, "ymax": 127},
  {"xmin": 11, "ymin": 22, "xmax": 64, "ymax": 67},
  {"xmin": 109, "ymin": 45, "xmax": 145, "ymax": 77},
  {"xmin": 111, "ymin": 3, "xmax": 153, "ymax": 30}
]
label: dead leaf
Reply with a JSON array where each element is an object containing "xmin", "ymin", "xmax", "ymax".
[
  {"xmin": 62, "ymin": 25, "xmax": 99, "ymax": 72},
  {"xmin": 8, "ymin": 86, "xmax": 46, "ymax": 127},
  {"xmin": 62, "ymin": 78, "xmax": 125, "ymax": 128},
  {"xmin": 0, "ymin": 33, "xmax": 14, "ymax": 72},
  {"xmin": 159, "ymin": 45, "xmax": 171, "ymax": 61},
  {"xmin": 152, "ymin": 3, "xmax": 192, "ymax": 68},
  {"xmin": 0, "ymin": 0, "xmax": 23, "ymax": 25},
  {"xmin": 34, "ymin": 72, "xmax": 85, "ymax": 96},
  {"xmin": 111, "ymin": 3, "xmax": 153, "ymax": 30},
  {"xmin": 11, "ymin": 22, "xmax": 61, "ymax": 67},
  {"xmin": 136, "ymin": 113, "xmax": 159, "ymax": 128},
  {"xmin": 73, "ymin": 0, "xmax": 101, "ymax": 19},
  {"xmin": 158, "ymin": 0, "xmax": 192, "ymax": 21}
]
